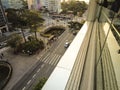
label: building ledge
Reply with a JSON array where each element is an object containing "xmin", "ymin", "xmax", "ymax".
[{"xmin": 42, "ymin": 21, "xmax": 90, "ymax": 90}]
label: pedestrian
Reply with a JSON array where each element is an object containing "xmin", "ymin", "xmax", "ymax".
[
  {"xmin": 0, "ymin": 55, "xmax": 2, "ymax": 59},
  {"xmin": 1, "ymin": 53, "xmax": 4, "ymax": 57}
]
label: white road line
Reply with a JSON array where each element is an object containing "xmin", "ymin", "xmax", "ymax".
[
  {"xmin": 27, "ymin": 80, "xmax": 31, "ymax": 85},
  {"xmin": 32, "ymin": 74, "xmax": 36, "ymax": 78},
  {"xmin": 52, "ymin": 33, "xmax": 71, "ymax": 53},
  {"xmin": 54, "ymin": 55, "xmax": 60, "ymax": 65},
  {"xmin": 46, "ymin": 54, "xmax": 55, "ymax": 64},
  {"xmin": 53, "ymin": 56, "xmax": 61, "ymax": 65},
  {"xmin": 44, "ymin": 56, "xmax": 50, "ymax": 63},
  {"xmin": 43, "ymin": 53, "xmax": 51, "ymax": 63},
  {"xmin": 49, "ymin": 54, "xmax": 58, "ymax": 65},
  {"xmin": 37, "ymin": 68, "xmax": 41, "ymax": 73},
  {"xmin": 42, "ymin": 53, "xmax": 50, "ymax": 62},
  {"xmin": 22, "ymin": 87, "xmax": 26, "ymax": 90},
  {"xmin": 41, "ymin": 64, "xmax": 45, "ymax": 68}
]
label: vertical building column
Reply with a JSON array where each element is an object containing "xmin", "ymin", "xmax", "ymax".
[
  {"xmin": 87, "ymin": 0, "xmax": 109, "ymax": 22},
  {"xmin": 87, "ymin": 0, "xmax": 100, "ymax": 21}
]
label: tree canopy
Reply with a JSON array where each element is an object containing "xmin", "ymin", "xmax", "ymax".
[
  {"xmin": 61, "ymin": 1, "xmax": 88, "ymax": 15},
  {"xmin": 6, "ymin": 9, "xmax": 44, "ymax": 28},
  {"xmin": 21, "ymin": 0, "xmax": 28, "ymax": 9},
  {"xmin": 7, "ymin": 34, "xmax": 22, "ymax": 48},
  {"xmin": 6, "ymin": 9, "xmax": 44, "ymax": 41}
]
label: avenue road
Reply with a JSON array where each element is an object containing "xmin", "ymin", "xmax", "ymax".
[{"xmin": 11, "ymin": 27, "xmax": 75, "ymax": 90}]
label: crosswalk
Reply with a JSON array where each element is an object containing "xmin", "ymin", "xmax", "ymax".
[{"xmin": 39, "ymin": 52, "xmax": 62, "ymax": 66}]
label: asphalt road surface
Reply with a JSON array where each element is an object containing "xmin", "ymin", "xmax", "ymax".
[{"xmin": 11, "ymin": 29, "xmax": 75, "ymax": 90}]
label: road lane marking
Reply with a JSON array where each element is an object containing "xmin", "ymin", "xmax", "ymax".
[
  {"xmin": 49, "ymin": 54, "xmax": 58, "ymax": 65},
  {"xmin": 27, "ymin": 80, "xmax": 31, "ymax": 85},
  {"xmin": 22, "ymin": 87, "xmax": 26, "ymax": 90},
  {"xmin": 42, "ymin": 53, "xmax": 50, "ymax": 62},
  {"xmin": 37, "ymin": 68, "xmax": 41, "ymax": 73},
  {"xmin": 41, "ymin": 64, "xmax": 45, "ymax": 68},
  {"xmin": 32, "ymin": 74, "xmax": 36, "ymax": 78},
  {"xmin": 53, "ymin": 55, "xmax": 61, "ymax": 66}
]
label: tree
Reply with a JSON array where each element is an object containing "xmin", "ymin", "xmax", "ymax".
[
  {"xmin": 6, "ymin": 8, "xmax": 27, "ymax": 42},
  {"xmin": 61, "ymin": 1, "xmax": 88, "ymax": 15},
  {"xmin": 21, "ymin": 39, "xmax": 44, "ymax": 55},
  {"xmin": 21, "ymin": 0, "xmax": 28, "ymax": 9},
  {"xmin": 7, "ymin": 34, "xmax": 23, "ymax": 53},
  {"xmin": 26, "ymin": 10, "xmax": 44, "ymax": 40},
  {"xmin": 68, "ymin": 21, "xmax": 83, "ymax": 30},
  {"xmin": 6, "ymin": 9, "xmax": 44, "ymax": 42}
]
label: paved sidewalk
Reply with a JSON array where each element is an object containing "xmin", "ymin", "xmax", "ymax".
[{"xmin": 2, "ymin": 47, "xmax": 46, "ymax": 90}]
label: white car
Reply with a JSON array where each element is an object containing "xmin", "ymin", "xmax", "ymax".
[{"xmin": 64, "ymin": 42, "xmax": 70, "ymax": 48}]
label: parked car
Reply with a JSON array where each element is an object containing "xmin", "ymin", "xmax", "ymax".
[
  {"xmin": 0, "ymin": 42, "xmax": 7, "ymax": 49},
  {"xmin": 72, "ymin": 31, "xmax": 77, "ymax": 35}
]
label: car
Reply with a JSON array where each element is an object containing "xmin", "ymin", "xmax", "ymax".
[
  {"xmin": 72, "ymin": 31, "xmax": 77, "ymax": 35},
  {"xmin": 64, "ymin": 41, "xmax": 70, "ymax": 48},
  {"xmin": 0, "ymin": 42, "xmax": 7, "ymax": 49}
]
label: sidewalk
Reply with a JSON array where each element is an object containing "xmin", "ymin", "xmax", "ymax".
[
  {"xmin": 2, "ymin": 47, "xmax": 46, "ymax": 90},
  {"xmin": 2, "ymin": 28, "xmax": 64, "ymax": 90}
]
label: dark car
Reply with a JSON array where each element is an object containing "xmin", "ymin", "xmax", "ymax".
[{"xmin": 72, "ymin": 31, "xmax": 77, "ymax": 35}]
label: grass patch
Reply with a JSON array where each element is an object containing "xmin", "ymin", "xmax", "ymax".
[{"xmin": 33, "ymin": 78, "xmax": 47, "ymax": 90}]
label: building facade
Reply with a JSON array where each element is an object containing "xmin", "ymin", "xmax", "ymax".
[
  {"xmin": 27, "ymin": 0, "xmax": 61, "ymax": 13},
  {"xmin": 48, "ymin": 0, "xmax": 61, "ymax": 13},
  {"xmin": 1, "ymin": 0, "xmax": 23, "ymax": 9},
  {"xmin": 0, "ymin": 0, "xmax": 8, "ymax": 35}
]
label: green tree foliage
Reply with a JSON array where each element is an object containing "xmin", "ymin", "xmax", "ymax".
[
  {"xmin": 68, "ymin": 21, "xmax": 83, "ymax": 30},
  {"xmin": 27, "ymin": 36, "xmax": 36, "ymax": 41},
  {"xmin": 21, "ymin": 0, "xmax": 28, "ymax": 9},
  {"xmin": 61, "ymin": 1, "xmax": 88, "ymax": 15},
  {"xmin": 6, "ymin": 9, "xmax": 44, "ymax": 41},
  {"xmin": 6, "ymin": 9, "xmax": 19, "ymax": 27},
  {"xmin": 7, "ymin": 34, "xmax": 23, "ymax": 53},
  {"xmin": 7, "ymin": 34, "xmax": 22, "ymax": 48},
  {"xmin": 21, "ymin": 39, "xmax": 44, "ymax": 55},
  {"xmin": 26, "ymin": 10, "xmax": 44, "ymax": 39},
  {"xmin": 33, "ymin": 78, "xmax": 47, "ymax": 90}
]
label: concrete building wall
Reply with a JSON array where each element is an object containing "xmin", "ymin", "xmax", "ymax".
[
  {"xmin": 27, "ymin": 0, "xmax": 33, "ymax": 9},
  {"xmin": 0, "ymin": 1, "xmax": 8, "ymax": 34},
  {"xmin": 86, "ymin": 0, "xmax": 99, "ymax": 21},
  {"xmin": 48, "ymin": 0, "xmax": 61, "ymax": 13},
  {"xmin": 1, "ymin": 0, "xmax": 23, "ymax": 9},
  {"xmin": 87, "ymin": 0, "xmax": 114, "ymax": 22},
  {"xmin": 27, "ymin": 0, "xmax": 61, "ymax": 13}
]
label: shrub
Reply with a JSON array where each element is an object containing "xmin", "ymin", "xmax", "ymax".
[
  {"xmin": 68, "ymin": 21, "xmax": 83, "ymax": 30},
  {"xmin": 27, "ymin": 36, "xmax": 36, "ymax": 41},
  {"xmin": 33, "ymin": 78, "xmax": 47, "ymax": 90},
  {"xmin": 21, "ymin": 40, "xmax": 44, "ymax": 55}
]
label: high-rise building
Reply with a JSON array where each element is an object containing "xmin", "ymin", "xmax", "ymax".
[
  {"xmin": 27, "ymin": 0, "xmax": 61, "ymax": 13},
  {"xmin": 0, "ymin": 0, "xmax": 8, "ymax": 35},
  {"xmin": 27, "ymin": 0, "xmax": 33, "ymax": 9},
  {"xmin": 1, "ymin": 0, "xmax": 23, "ymax": 9},
  {"xmin": 27, "ymin": 0, "xmax": 42, "ymax": 10},
  {"xmin": 47, "ymin": 0, "xmax": 61, "ymax": 13}
]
